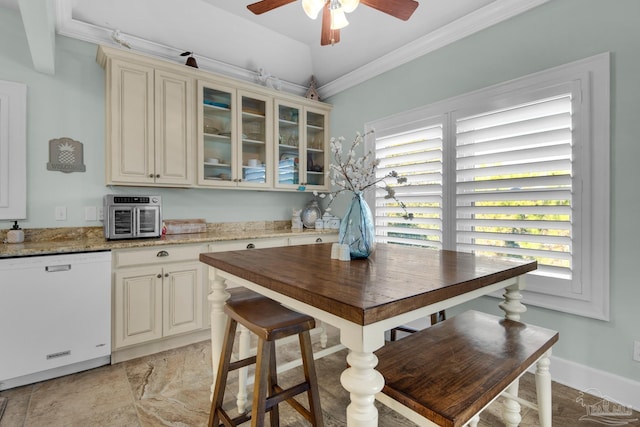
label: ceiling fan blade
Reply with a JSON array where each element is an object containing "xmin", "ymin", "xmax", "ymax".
[
  {"xmin": 320, "ymin": 3, "xmax": 340, "ymax": 46},
  {"xmin": 360, "ymin": 0, "xmax": 419, "ymax": 21},
  {"xmin": 247, "ymin": 0, "xmax": 297, "ymax": 15}
]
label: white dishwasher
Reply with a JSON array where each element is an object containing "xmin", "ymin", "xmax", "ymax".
[{"xmin": 0, "ymin": 251, "xmax": 111, "ymax": 390}]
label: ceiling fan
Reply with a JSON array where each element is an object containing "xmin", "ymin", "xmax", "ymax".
[{"xmin": 247, "ymin": 0, "xmax": 419, "ymax": 46}]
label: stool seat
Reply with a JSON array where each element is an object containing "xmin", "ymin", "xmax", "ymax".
[
  {"xmin": 376, "ymin": 310, "xmax": 558, "ymax": 427},
  {"xmin": 209, "ymin": 287, "xmax": 324, "ymax": 427},
  {"xmin": 225, "ymin": 292, "xmax": 316, "ymax": 342}
]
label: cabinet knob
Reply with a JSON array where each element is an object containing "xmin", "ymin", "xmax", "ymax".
[
  {"xmin": 157, "ymin": 250, "xmax": 169, "ymax": 257},
  {"xmin": 149, "ymin": 174, "xmax": 154, "ymax": 178},
  {"xmin": 246, "ymin": 243, "xmax": 255, "ymax": 249},
  {"xmin": 164, "ymin": 273, "xmax": 169, "ymax": 278},
  {"xmin": 155, "ymin": 174, "xmax": 160, "ymax": 178},
  {"xmin": 157, "ymin": 274, "xmax": 162, "ymax": 278},
  {"xmin": 316, "ymin": 238, "xmax": 323, "ymax": 243}
]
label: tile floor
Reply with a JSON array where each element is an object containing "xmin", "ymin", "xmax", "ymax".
[{"xmin": 1, "ymin": 326, "xmax": 638, "ymax": 426}]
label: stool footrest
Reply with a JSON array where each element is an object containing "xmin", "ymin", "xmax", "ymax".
[{"xmin": 228, "ymin": 355, "xmax": 257, "ymax": 372}]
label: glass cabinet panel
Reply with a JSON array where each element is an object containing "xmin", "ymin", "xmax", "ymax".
[
  {"xmin": 201, "ymin": 84, "xmax": 235, "ymax": 184},
  {"xmin": 239, "ymin": 92, "xmax": 271, "ymax": 186},
  {"xmin": 276, "ymin": 102, "xmax": 302, "ymax": 187},
  {"xmin": 305, "ymin": 109, "xmax": 327, "ymax": 188}
]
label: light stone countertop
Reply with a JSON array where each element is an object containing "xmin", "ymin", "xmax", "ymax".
[{"xmin": 0, "ymin": 221, "xmax": 337, "ymax": 258}]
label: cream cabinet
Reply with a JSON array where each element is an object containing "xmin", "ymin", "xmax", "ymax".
[
  {"xmin": 275, "ymin": 100, "xmax": 330, "ymax": 191},
  {"xmin": 112, "ymin": 245, "xmax": 205, "ymax": 350},
  {"xmin": 100, "ymin": 55, "xmax": 195, "ymax": 187},
  {"xmin": 97, "ymin": 45, "xmax": 331, "ymax": 192},
  {"xmin": 197, "ymin": 82, "xmax": 274, "ymax": 188}
]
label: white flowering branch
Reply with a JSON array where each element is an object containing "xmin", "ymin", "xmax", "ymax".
[{"xmin": 316, "ymin": 130, "xmax": 413, "ymax": 220}]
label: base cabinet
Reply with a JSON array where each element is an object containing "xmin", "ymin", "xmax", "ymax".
[{"xmin": 112, "ymin": 245, "xmax": 205, "ymax": 353}]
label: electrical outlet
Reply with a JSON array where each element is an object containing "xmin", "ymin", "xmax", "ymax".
[
  {"xmin": 97, "ymin": 206, "xmax": 104, "ymax": 221},
  {"xmin": 634, "ymin": 341, "xmax": 640, "ymax": 362},
  {"xmin": 55, "ymin": 206, "xmax": 67, "ymax": 221}
]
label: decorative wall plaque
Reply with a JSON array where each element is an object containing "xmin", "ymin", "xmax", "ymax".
[{"xmin": 47, "ymin": 137, "xmax": 86, "ymax": 173}]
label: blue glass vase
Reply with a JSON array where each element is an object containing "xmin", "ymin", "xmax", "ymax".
[{"xmin": 339, "ymin": 192, "xmax": 375, "ymax": 259}]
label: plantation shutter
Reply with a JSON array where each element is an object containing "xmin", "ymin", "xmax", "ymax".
[
  {"xmin": 373, "ymin": 122, "xmax": 444, "ymax": 248},
  {"xmin": 455, "ymin": 93, "xmax": 573, "ymax": 280}
]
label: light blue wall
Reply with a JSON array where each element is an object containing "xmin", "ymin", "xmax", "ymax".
[
  {"xmin": 326, "ymin": 0, "xmax": 640, "ymax": 382},
  {"xmin": 0, "ymin": 7, "xmax": 312, "ymax": 230}
]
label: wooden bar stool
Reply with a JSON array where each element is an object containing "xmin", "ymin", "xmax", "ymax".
[{"xmin": 208, "ymin": 287, "xmax": 324, "ymax": 427}]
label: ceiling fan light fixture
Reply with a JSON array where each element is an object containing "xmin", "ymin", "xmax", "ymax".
[
  {"xmin": 340, "ymin": 0, "xmax": 359, "ymax": 14},
  {"xmin": 330, "ymin": 7, "xmax": 349, "ymax": 30},
  {"xmin": 302, "ymin": 0, "xmax": 324, "ymax": 19}
]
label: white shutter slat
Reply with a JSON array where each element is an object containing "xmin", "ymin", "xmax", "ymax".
[
  {"xmin": 457, "ymin": 189, "xmax": 572, "ymax": 203},
  {"xmin": 457, "ymin": 174, "xmax": 572, "ymax": 192},
  {"xmin": 457, "ymin": 96, "xmax": 571, "ymax": 132},
  {"xmin": 377, "ymin": 138, "xmax": 441, "ymax": 158},
  {"xmin": 457, "ymin": 218, "xmax": 571, "ymax": 230},
  {"xmin": 378, "ymin": 150, "xmax": 441, "ymax": 168},
  {"xmin": 457, "ymin": 142, "xmax": 571, "ymax": 169},
  {"xmin": 457, "ymin": 204, "xmax": 571, "ymax": 215},
  {"xmin": 378, "ymin": 236, "xmax": 443, "ymax": 248},
  {"xmin": 456, "ymin": 159, "xmax": 571, "ymax": 181},
  {"xmin": 456, "ymin": 128, "xmax": 571, "ymax": 157},
  {"xmin": 375, "ymin": 127, "xmax": 443, "ymax": 149},
  {"xmin": 456, "ymin": 243, "xmax": 572, "ymax": 261},
  {"xmin": 457, "ymin": 230, "xmax": 571, "ymax": 246}
]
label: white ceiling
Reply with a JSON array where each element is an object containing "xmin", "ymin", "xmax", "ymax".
[{"xmin": 0, "ymin": 0, "xmax": 548, "ymax": 98}]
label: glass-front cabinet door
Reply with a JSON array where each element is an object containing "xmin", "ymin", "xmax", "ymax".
[
  {"xmin": 275, "ymin": 101, "xmax": 302, "ymax": 188},
  {"xmin": 198, "ymin": 81, "xmax": 236, "ymax": 187},
  {"xmin": 304, "ymin": 107, "xmax": 328, "ymax": 189},
  {"xmin": 238, "ymin": 91, "xmax": 272, "ymax": 188},
  {"xmin": 275, "ymin": 100, "xmax": 329, "ymax": 191}
]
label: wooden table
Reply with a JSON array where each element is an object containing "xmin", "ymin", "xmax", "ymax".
[{"xmin": 200, "ymin": 243, "xmax": 537, "ymax": 427}]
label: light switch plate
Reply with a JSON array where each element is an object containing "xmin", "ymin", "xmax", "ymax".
[
  {"xmin": 84, "ymin": 206, "xmax": 97, "ymax": 221},
  {"xmin": 55, "ymin": 206, "xmax": 67, "ymax": 221}
]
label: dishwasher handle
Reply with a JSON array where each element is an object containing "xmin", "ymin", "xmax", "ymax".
[{"xmin": 45, "ymin": 264, "xmax": 72, "ymax": 273}]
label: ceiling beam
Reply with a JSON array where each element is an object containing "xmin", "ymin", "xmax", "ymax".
[{"xmin": 18, "ymin": 0, "xmax": 56, "ymax": 74}]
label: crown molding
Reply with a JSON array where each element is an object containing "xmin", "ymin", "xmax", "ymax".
[
  {"xmin": 318, "ymin": 0, "xmax": 550, "ymax": 99},
  {"xmin": 53, "ymin": 0, "xmax": 308, "ymax": 96},
  {"xmin": 53, "ymin": 0, "xmax": 549, "ymax": 100}
]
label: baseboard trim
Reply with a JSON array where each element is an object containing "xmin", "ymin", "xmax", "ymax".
[{"xmin": 549, "ymin": 355, "xmax": 640, "ymax": 411}]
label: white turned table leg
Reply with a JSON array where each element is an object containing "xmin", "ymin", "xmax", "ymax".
[
  {"xmin": 466, "ymin": 414, "xmax": 480, "ymax": 427},
  {"xmin": 319, "ymin": 320, "xmax": 328, "ymax": 348},
  {"xmin": 502, "ymin": 380, "xmax": 522, "ymax": 427},
  {"xmin": 236, "ymin": 324, "xmax": 250, "ymax": 413},
  {"xmin": 340, "ymin": 350, "xmax": 385, "ymax": 427},
  {"xmin": 536, "ymin": 349, "xmax": 553, "ymax": 427},
  {"xmin": 499, "ymin": 278, "xmax": 527, "ymax": 321},
  {"xmin": 208, "ymin": 270, "xmax": 229, "ymax": 400}
]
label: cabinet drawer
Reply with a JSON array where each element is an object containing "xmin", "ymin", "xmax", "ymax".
[
  {"xmin": 207, "ymin": 237, "xmax": 288, "ymax": 253},
  {"xmin": 113, "ymin": 244, "xmax": 205, "ymax": 268}
]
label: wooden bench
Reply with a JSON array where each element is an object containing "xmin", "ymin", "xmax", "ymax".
[{"xmin": 375, "ymin": 310, "xmax": 559, "ymax": 427}]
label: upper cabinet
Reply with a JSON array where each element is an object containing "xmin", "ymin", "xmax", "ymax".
[
  {"xmin": 101, "ymin": 57, "xmax": 195, "ymax": 187},
  {"xmin": 97, "ymin": 46, "xmax": 331, "ymax": 192},
  {"xmin": 197, "ymin": 82, "xmax": 273, "ymax": 188},
  {"xmin": 275, "ymin": 100, "xmax": 328, "ymax": 190}
]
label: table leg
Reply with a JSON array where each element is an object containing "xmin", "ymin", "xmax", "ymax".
[
  {"xmin": 499, "ymin": 277, "xmax": 527, "ymax": 321},
  {"xmin": 236, "ymin": 324, "xmax": 250, "ymax": 413},
  {"xmin": 208, "ymin": 269, "xmax": 230, "ymax": 400},
  {"xmin": 340, "ymin": 350, "xmax": 385, "ymax": 427}
]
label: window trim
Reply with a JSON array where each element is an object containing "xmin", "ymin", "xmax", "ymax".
[{"xmin": 365, "ymin": 53, "xmax": 610, "ymax": 320}]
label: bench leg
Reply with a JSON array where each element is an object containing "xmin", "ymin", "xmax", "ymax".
[
  {"xmin": 340, "ymin": 350, "xmax": 385, "ymax": 427},
  {"xmin": 502, "ymin": 379, "xmax": 522, "ymax": 427},
  {"xmin": 237, "ymin": 324, "xmax": 251, "ymax": 414},
  {"xmin": 535, "ymin": 349, "xmax": 553, "ymax": 427}
]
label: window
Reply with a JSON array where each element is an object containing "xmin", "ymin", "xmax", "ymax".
[{"xmin": 365, "ymin": 53, "xmax": 610, "ymax": 320}]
